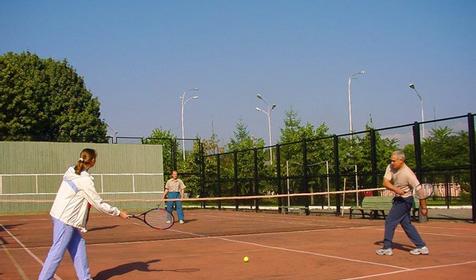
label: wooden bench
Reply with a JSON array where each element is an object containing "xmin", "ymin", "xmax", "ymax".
[{"xmin": 349, "ymin": 196, "xmax": 420, "ymax": 219}]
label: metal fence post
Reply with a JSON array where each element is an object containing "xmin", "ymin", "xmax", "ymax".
[
  {"xmin": 467, "ymin": 113, "xmax": 476, "ymax": 223},
  {"xmin": 172, "ymin": 139, "xmax": 178, "ymax": 172},
  {"xmin": 412, "ymin": 122, "xmax": 427, "ymax": 222},
  {"xmin": 276, "ymin": 144, "xmax": 282, "ymax": 213},
  {"xmin": 199, "ymin": 143, "xmax": 206, "ymax": 209},
  {"xmin": 413, "ymin": 122, "xmax": 423, "ymax": 179},
  {"xmin": 370, "ymin": 129, "xmax": 378, "ymax": 189},
  {"xmin": 253, "ymin": 148, "xmax": 259, "ymax": 212},
  {"xmin": 233, "ymin": 151, "xmax": 239, "ymax": 211},
  {"xmin": 302, "ymin": 139, "xmax": 310, "ymax": 215},
  {"xmin": 333, "ymin": 135, "xmax": 341, "ymax": 216},
  {"xmin": 216, "ymin": 154, "xmax": 221, "ymax": 210}
]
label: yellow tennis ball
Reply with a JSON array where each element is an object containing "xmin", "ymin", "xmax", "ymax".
[{"xmin": 243, "ymin": 256, "xmax": 249, "ymax": 263}]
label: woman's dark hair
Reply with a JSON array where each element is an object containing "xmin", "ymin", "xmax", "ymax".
[{"xmin": 74, "ymin": 148, "xmax": 97, "ymax": 175}]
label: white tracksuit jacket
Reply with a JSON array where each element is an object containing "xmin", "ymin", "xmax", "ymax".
[{"xmin": 49, "ymin": 167, "xmax": 120, "ymax": 232}]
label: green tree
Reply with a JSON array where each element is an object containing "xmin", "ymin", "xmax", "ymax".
[
  {"xmin": 422, "ymin": 127, "xmax": 469, "ymax": 169},
  {"xmin": 279, "ymin": 109, "xmax": 331, "ymax": 172},
  {"xmin": 278, "ymin": 109, "xmax": 333, "ymax": 196},
  {"xmin": 227, "ymin": 120, "xmax": 266, "ymax": 194},
  {"xmin": 403, "ymin": 126, "xmax": 470, "ymax": 194},
  {"xmin": 0, "ymin": 52, "xmax": 107, "ymax": 142},
  {"xmin": 144, "ymin": 128, "xmax": 177, "ymax": 174}
]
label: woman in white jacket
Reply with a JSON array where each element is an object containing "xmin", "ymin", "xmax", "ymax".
[{"xmin": 38, "ymin": 148, "xmax": 128, "ymax": 280}]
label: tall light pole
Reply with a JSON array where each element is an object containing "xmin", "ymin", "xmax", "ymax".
[
  {"xmin": 348, "ymin": 70, "xmax": 366, "ymax": 138},
  {"xmin": 409, "ymin": 83, "xmax": 425, "ymax": 138},
  {"xmin": 106, "ymin": 123, "xmax": 118, "ymax": 144},
  {"xmin": 180, "ymin": 88, "xmax": 199, "ymax": 161},
  {"xmin": 256, "ymin": 93, "xmax": 276, "ymax": 164}
]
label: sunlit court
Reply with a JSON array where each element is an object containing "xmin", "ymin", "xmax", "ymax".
[
  {"xmin": 1, "ymin": 208, "xmax": 476, "ymax": 280},
  {"xmin": 2, "ymin": 1, "xmax": 476, "ymax": 280}
]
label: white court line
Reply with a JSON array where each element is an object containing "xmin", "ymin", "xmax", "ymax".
[
  {"xmin": 374, "ymin": 228, "xmax": 476, "ymax": 238},
  {"xmin": 161, "ymin": 227, "xmax": 408, "ymax": 270},
  {"xmin": 214, "ymin": 236, "xmax": 409, "ymax": 270},
  {"xmin": 191, "ymin": 211, "xmax": 380, "ymax": 228},
  {"xmin": 76, "ymin": 225, "xmax": 381, "ymax": 248},
  {"xmin": 338, "ymin": 260, "xmax": 476, "ymax": 280},
  {"xmin": 0, "ymin": 224, "xmax": 63, "ymax": 280},
  {"xmin": 84, "ymin": 223, "xmax": 408, "ymax": 270},
  {"xmin": 418, "ymin": 225, "xmax": 476, "ymax": 232},
  {"xmin": 1, "ymin": 242, "xmax": 29, "ymax": 280}
]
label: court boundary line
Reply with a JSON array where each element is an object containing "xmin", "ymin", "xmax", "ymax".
[
  {"xmin": 166, "ymin": 228, "xmax": 409, "ymax": 270},
  {"xmin": 0, "ymin": 223, "xmax": 63, "ymax": 280},
  {"xmin": 374, "ymin": 228, "xmax": 476, "ymax": 238},
  {"xmin": 87, "ymin": 224, "xmax": 408, "ymax": 270},
  {"xmin": 338, "ymin": 260, "xmax": 476, "ymax": 280},
  {"xmin": 214, "ymin": 236, "xmax": 410, "ymax": 270},
  {"xmin": 76, "ymin": 225, "xmax": 381, "ymax": 248},
  {"xmin": 1, "ymin": 240, "xmax": 29, "ymax": 280}
]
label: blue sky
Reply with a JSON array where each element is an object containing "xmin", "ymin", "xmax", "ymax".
[{"xmin": 1, "ymin": 1, "xmax": 475, "ymax": 145}]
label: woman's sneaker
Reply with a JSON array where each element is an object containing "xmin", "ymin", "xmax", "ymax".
[
  {"xmin": 410, "ymin": 246, "xmax": 429, "ymax": 255},
  {"xmin": 376, "ymin": 248, "xmax": 393, "ymax": 256}
]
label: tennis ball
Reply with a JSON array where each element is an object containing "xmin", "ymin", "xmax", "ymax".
[{"xmin": 243, "ymin": 256, "xmax": 249, "ymax": 263}]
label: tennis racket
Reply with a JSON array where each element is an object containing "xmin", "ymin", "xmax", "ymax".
[
  {"xmin": 130, "ymin": 208, "xmax": 174, "ymax": 230},
  {"xmin": 413, "ymin": 184, "xmax": 434, "ymax": 199}
]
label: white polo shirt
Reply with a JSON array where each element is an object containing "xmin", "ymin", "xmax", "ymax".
[{"xmin": 384, "ymin": 164, "xmax": 420, "ymax": 198}]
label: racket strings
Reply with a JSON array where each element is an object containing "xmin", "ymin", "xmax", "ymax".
[
  {"xmin": 414, "ymin": 184, "xmax": 434, "ymax": 199},
  {"xmin": 144, "ymin": 209, "xmax": 174, "ymax": 229}
]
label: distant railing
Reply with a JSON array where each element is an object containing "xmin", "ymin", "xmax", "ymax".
[{"xmin": 0, "ymin": 173, "xmax": 164, "ymax": 194}]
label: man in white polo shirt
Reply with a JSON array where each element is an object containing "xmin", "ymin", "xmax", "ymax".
[
  {"xmin": 376, "ymin": 150, "xmax": 429, "ymax": 256},
  {"xmin": 163, "ymin": 170, "xmax": 186, "ymax": 224}
]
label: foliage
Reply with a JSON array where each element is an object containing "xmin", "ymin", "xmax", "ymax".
[
  {"xmin": 422, "ymin": 127, "xmax": 469, "ymax": 169},
  {"xmin": 226, "ymin": 120, "xmax": 266, "ymax": 194},
  {"xmin": 403, "ymin": 126, "xmax": 470, "ymax": 192},
  {"xmin": 144, "ymin": 128, "xmax": 176, "ymax": 174},
  {"xmin": 0, "ymin": 52, "xmax": 107, "ymax": 142}
]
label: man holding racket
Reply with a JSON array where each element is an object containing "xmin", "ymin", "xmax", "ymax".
[
  {"xmin": 376, "ymin": 150, "xmax": 429, "ymax": 256},
  {"xmin": 163, "ymin": 170, "xmax": 186, "ymax": 224}
]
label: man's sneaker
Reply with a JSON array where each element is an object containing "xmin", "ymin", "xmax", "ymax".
[
  {"xmin": 179, "ymin": 220, "xmax": 185, "ymax": 224},
  {"xmin": 165, "ymin": 220, "xmax": 171, "ymax": 224},
  {"xmin": 376, "ymin": 248, "xmax": 393, "ymax": 256},
  {"xmin": 410, "ymin": 246, "xmax": 429, "ymax": 255}
]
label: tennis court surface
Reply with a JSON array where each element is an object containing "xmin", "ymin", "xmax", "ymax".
[{"xmin": 1, "ymin": 210, "xmax": 475, "ymax": 280}]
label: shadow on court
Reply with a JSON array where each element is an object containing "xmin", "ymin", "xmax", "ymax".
[
  {"xmin": 94, "ymin": 259, "xmax": 162, "ymax": 279},
  {"xmin": 373, "ymin": 240, "xmax": 414, "ymax": 252},
  {"xmin": 93, "ymin": 259, "xmax": 200, "ymax": 279},
  {"xmin": 88, "ymin": 225, "xmax": 119, "ymax": 232},
  {"xmin": 181, "ymin": 218, "xmax": 198, "ymax": 223},
  {"xmin": 0, "ymin": 223, "xmax": 23, "ymax": 232}
]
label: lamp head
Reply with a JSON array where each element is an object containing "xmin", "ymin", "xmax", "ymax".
[
  {"xmin": 256, "ymin": 107, "xmax": 262, "ymax": 112},
  {"xmin": 271, "ymin": 104, "xmax": 277, "ymax": 110},
  {"xmin": 256, "ymin": 93, "xmax": 263, "ymax": 100},
  {"xmin": 409, "ymin": 83, "xmax": 415, "ymax": 89},
  {"xmin": 192, "ymin": 96, "xmax": 199, "ymax": 99}
]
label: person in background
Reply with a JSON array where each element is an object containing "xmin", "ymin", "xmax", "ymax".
[
  {"xmin": 39, "ymin": 148, "xmax": 129, "ymax": 280},
  {"xmin": 162, "ymin": 170, "xmax": 186, "ymax": 224}
]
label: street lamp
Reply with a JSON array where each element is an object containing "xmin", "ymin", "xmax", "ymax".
[
  {"xmin": 106, "ymin": 123, "xmax": 118, "ymax": 144},
  {"xmin": 348, "ymin": 70, "xmax": 366, "ymax": 138},
  {"xmin": 256, "ymin": 93, "xmax": 276, "ymax": 164},
  {"xmin": 180, "ymin": 88, "xmax": 199, "ymax": 161},
  {"xmin": 409, "ymin": 83, "xmax": 425, "ymax": 138}
]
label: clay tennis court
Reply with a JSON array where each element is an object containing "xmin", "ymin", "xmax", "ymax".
[{"xmin": 1, "ymin": 210, "xmax": 475, "ymax": 280}]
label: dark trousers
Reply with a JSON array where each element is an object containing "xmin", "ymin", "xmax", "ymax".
[{"xmin": 383, "ymin": 196, "xmax": 426, "ymax": 249}]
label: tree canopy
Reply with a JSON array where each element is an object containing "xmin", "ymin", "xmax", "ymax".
[{"xmin": 0, "ymin": 52, "xmax": 107, "ymax": 142}]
